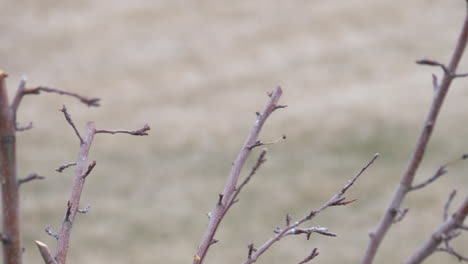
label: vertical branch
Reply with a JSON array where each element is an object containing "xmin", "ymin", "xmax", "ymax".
[
  {"xmin": 55, "ymin": 122, "xmax": 96, "ymax": 264},
  {"xmin": 193, "ymin": 87, "xmax": 284, "ymax": 264},
  {"xmin": 361, "ymin": 3, "xmax": 468, "ymax": 264},
  {"xmin": 0, "ymin": 71, "xmax": 22, "ymax": 264}
]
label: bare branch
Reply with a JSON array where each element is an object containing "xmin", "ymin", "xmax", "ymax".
[
  {"xmin": 55, "ymin": 122, "xmax": 95, "ymax": 264},
  {"xmin": 193, "ymin": 87, "xmax": 284, "ymax": 264},
  {"xmin": 404, "ymin": 197, "xmax": 468, "ymax": 264},
  {"xmin": 55, "ymin": 162, "xmax": 77, "ymax": 173},
  {"xmin": 243, "ymin": 153, "xmax": 379, "ymax": 264},
  {"xmin": 274, "ymin": 226, "xmax": 337, "ymax": 238},
  {"xmin": 411, "ymin": 154, "xmax": 467, "ymax": 191},
  {"xmin": 410, "ymin": 166, "xmax": 447, "ymax": 191},
  {"xmin": 18, "ymin": 173, "xmax": 45, "ymax": 185},
  {"xmin": 298, "ymin": 248, "xmax": 319, "ymax": 264},
  {"xmin": 24, "ymin": 86, "xmax": 100, "ymax": 107},
  {"xmin": 362, "ymin": 5, "xmax": 468, "ymax": 263},
  {"xmin": 416, "ymin": 58, "xmax": 449, "ymax": 74},
  {"xmin": 444, "ymin": 190, "xmax": 457, "ymax": 221},
  {"xmin": 35, "ymin": 240, "xmax": 58, "ymax": 264},
  {"xmin": 452, "ymin": 72, "xmax": 468, "ymax": 78},
  {"xmin": 60, "ymin": 105, "xmax": 83, "ymax": 144},
  {"xmin": 95, "ymin": 124, "xmax": 150, "ymax": 136},
  {"xmin": 226, "ymin": 149, "xmax": 268, "ymax": 211},
  {"xmin": 436, "ymin": 245, "xmax": 468, "ymax": 262}
]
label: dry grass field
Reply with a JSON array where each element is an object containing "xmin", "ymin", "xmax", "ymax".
[{"xmin": 1, "ymin": 0, "xmax": 468, "ymax": 263}]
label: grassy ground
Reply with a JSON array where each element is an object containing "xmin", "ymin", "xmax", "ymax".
[{"xmin": 1, "ymin": 0, "xmax": 468, "ymax": 263}]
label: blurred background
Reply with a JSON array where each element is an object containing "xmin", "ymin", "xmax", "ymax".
[{"xmin": 1, "ymin": 0, "xmax": 468, "ymax": 263}]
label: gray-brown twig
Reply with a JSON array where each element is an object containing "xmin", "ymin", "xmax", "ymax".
[
  {"xmin": 193, "ymin": 87, "xmax": 285, "ymax": 264},
  {"xmin": 55, "ymin": 162, "xmax": 77, "ymax": 173},
  {"xmin": 38, "ymin": 108, "xmax": 149, "ymax": 264},
  {"xmin": 23, "ymin": 87, "xmax": 100, "ymax": 107},
  {"xmin": 242, "ymin": 153, "xmax": 379, "ymax": 264},
  {"xmin": 95, "ymin": 124, "xmax": 150, "ymax": 136},
  {"xmin": 298, "ymin": 248, "xmax": 319, "ymax": 264},
  {"xmin": 404, "ymin": 195, "xmax": 468, "ymax": 264},
  {"xmin": 60, "ymin": 105, "xmax": 83, "ymax": 144},
  {"xmin": 17, "ymin": 173, "xmax": 45, "ymax": 185},
  {"xmin": 361, "ymin": 3, "xmax": 468, "ymax": 263}
]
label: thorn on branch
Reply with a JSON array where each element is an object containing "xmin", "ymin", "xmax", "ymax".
[
  {"xmin": 18, "ymin": 173, "xmax": 45, "ymax": 185},
  {"xmin": 60, "ymin": 105, "xmax": 83, "ymax": 144},
  {"xmin": 81, "ymin": 161, "xmax": 97, "ymax": 178},
  {"xmin": 45, "ymin": 226, "xmax": 59, "ymax": 239},
  {"xmin": 209, "ymin": 239, "xmax": 218, "ymax": 245},
  {"xmin": 298, "ymin": 248, "xmax": 319, "ymax": 264},
  {"xmin": 55, "ymin": 162, "xmax": 77, "ymax": 173},
  {"xmin": 94, "ymin": 124, "xmax": 150, "ymax": 136}
]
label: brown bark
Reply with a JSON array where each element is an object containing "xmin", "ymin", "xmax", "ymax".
[{"xmin": 0, "ymin": 72, "xmax": 22, "ymax": 264}]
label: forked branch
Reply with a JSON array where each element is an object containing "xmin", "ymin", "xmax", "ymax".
[
  {"xmin": 361, "ymin": 2, "xmax": 468, "ymax": 263},
  {"xmin": 36, "ymin": 108, "xmax": 150, "ymax": 264},
  {"xmin": 193, "ymin": 87, "xmax": 285, "ymax": 264},
  {"xmin": 242, "ymin": 153, "xmax": 379, "ymax": 264}
]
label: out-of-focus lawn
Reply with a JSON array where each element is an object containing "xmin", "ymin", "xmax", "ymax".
[{"xmin": 1, "ymin": 0, "xmax": 467, "ymax": 263}]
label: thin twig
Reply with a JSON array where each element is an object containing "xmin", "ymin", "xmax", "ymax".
[
  {"xmin": 361, "ymin": 4, "xmax": 468, "ymax": 263},
  {"xmin": 416, "ymin": 59, "xmax": 449, "ymax": 74},
  {"xmin": 95, "ymin": 124, "xmax": 150, "ymax": 136},
  {"xmin": 193, "ymin": 87, "xmax": 285, "ymax": 264},
  {"xmin": 404, "ymin": 197, "xmax": 468, "ymax": 264},
  {"xmin": 35, "ymin": 240, "xmax": 58, "ymax": 264},
  {"xmin": 225, "ymin": 149, "xmax": 268, "ymax": 211},
  {"xmin": 17, "ymin": 173, "xmax": 45, "ymax": 185},
  {"xmin": 298, "ymin": 248, "xmax": 319, "ymax": 264},
  {"xmin": 60, "ymin": 105, "xmax": 83, "ymax": 144},
  {"xmin": 24, "ymin": 87, "xmax": 100, "ymax": 107},
  {"xmin": 444, "ymin": 190, "xmax": 457, "ymax": 221},
  {"xmin": 410, "ymin": 154, "xmax": 467, "ymax": 191},
  {"xmin": 55, "ymin": 162, "xmax": 77, "ymax": 173},
  {"xmin": 55, "ymin": 122, "xmax": 96, "ymax": 264},
  {"xmin": 243, "ymin": 153, "xmax": 379, "ymax": 264}
]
